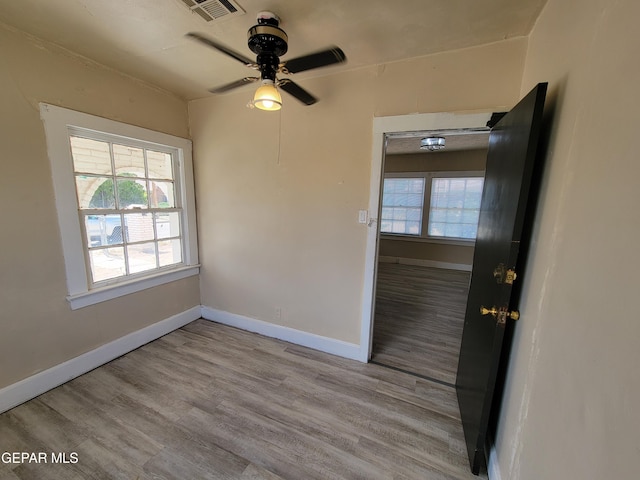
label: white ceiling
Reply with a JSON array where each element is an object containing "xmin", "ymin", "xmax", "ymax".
[{"xmin": 0, "ymin": 0, "xmax": 547, "ymax": 101}]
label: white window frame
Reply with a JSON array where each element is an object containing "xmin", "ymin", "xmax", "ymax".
[
  {"xmin": 40, "ymin": 103, "xmax": 199, "ymax": 309},
  {"xmin": 381, "ymin": 170, "xmax": 484, "ymax": 245}
]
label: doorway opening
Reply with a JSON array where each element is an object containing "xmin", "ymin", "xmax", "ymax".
[
  {"xmin": 359, "ymin": 111, "xmax": 495, "ymax": 367},
  {"xmin": 371, "ymin": 128, "xmax": 490, "ymax": 384}
]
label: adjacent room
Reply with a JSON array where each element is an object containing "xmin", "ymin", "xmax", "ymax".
[{"xmin": 0, "ymin": 1, "xmax": 638, "ymax": 479}]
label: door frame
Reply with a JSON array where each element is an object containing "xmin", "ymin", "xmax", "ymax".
[{"xmin": 358, "ymin": 110, "xmax": 498, "ymax": 362}]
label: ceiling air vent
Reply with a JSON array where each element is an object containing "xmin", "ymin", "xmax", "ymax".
[{"xmin": 180, "ymin": 0, "xmax": 245, "ymax": 23}]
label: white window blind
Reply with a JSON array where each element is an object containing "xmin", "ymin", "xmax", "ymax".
[
  {"xmin": 380, "ymin": 172, "xmax": 484, "ymax": 242},
  {"xmin": 380, "ymin": 178, "xmax": 425, "ymax": 235},
  {"xmin": 428, "ymin": 177, "xmax": 484, "ymax": 240}
]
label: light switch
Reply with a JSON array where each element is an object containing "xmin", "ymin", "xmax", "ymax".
[{"xmin": 358, "ymin": 210, "xmax": 368, "ymax": 224}]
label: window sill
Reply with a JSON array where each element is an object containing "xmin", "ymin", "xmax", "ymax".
[
  {"xmin": 67, "ymin": 265, "xmax": 200, "ymax": 310},
  {"xmin": 380, "ymin": 234, "xmax": 475, "ymax": 247}
]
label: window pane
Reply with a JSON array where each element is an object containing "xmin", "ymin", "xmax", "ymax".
[
  {"xmin": 158, "ymin": 239, "xmax": 182, "ymax": 267},
  {"xmin": 445, "ymin": 223, "xmax": 462, "ymax": 238},
  {"xmin": 70, "ymin": 137, "xmax": 112, "ymax": 175},
  {"xmin": 89, "ymin": 247, "xmax": 126, "ymax": 282},
  {"xmin": 383, "ymin": 179, "xmax": 395, "ymax": 194},
  {"xmin": 429, "ymin": 222, "xmax": 446, "ymax": 237},
  {"xmin": 155, "ymin": 212, "xmax": 181, "ymax": 239},
  {"xmin": 392, "ymin": 221, "xmax": 406, "ymax": 233},
  {"xmin": 85, "ymin": 214, "xmax": 122, "ymax": 247},
  {"xmin": 147, "ymin": 151, "xmax": 174, "ymax": 180},
  {"xmin": 381, "ymin": 207, "xmax": 394, "ymax": 220},
  {"xmin": 428, "ymin": 177, "xmax": 484, "ymax": 239},
  {"xmin": 127, "ymin": 242, "xmax": 157, "ymax": 274},
  {"xmin": 407, "ymin": 193, "xmax": 423, "ymax": 207},
  {"xmin": 124, "ymin": 213, "xmax": 154, "ymax": 243},
  {"xmin": 113, "ymin": 144, "xmax": 145, "ymax": 176},
  {"xmin": 393, "ymin": 179, "xmax": 409, "ymax": 193},
  {"xmin": 385, "ymin": 193, "xmax": 402, "ymax": 206},
  {"xmin": 409, "ymin": 179, "xmax": 424, "ymax": 193},
  {"xmin": 76, "ymin": 176, "xmax": 114, "ymax": 209},
  {"xmin": 392, "ymin": 208, "xmax": 406, "ymax": 220},
  {"xmin": 462, "ymin": 223, "xmax": 479, "ymax": 238},
  {"xmin": 431, "ymin": 208, "xmax": 446, "ymax": 222},
  {"xmin": 406, "ymin": 208, "xmax": 421, "ymax": 221},
  {"xmin": 149, "ymin": 181, "xmax": 175, "ymax": 208},
  {"xmin": 462, "ymin": 209, "xmax": 480, "ymax": 223},
  {"xmin": 117, "ymin": 178, "xmax": 148, "ymax": 208},
  {"xmin": 406, "ymin": 221, "xmax": 421, "ymax": 234}
]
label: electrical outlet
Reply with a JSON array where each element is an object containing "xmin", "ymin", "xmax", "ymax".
[
  {"xmin": 358, "ymin": 210, "xmax": 368, "ymax": 224},
  {"xmin": 275, "ymin": 307, "xmax": 282, "ymax": 321}
]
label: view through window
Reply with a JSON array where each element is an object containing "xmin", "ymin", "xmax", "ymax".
[{"xmin": 70, "ymin": 134, "xmax": 183, "ymax": 284}]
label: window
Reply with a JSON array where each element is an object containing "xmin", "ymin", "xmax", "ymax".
[
  {"xmin": 41, "ymin": 104, "xmax": 199, "ymax": 309},
  {"xmin": 380, "ymin": 178, "xmax": 426, "ymax": 235},
  {"xmin": 428, "ymin": 177, "xmax": 484, "ymax": 240},
  {"xmin": 380, "ymin": 172, "xmax": 484, "ymax": 242}
]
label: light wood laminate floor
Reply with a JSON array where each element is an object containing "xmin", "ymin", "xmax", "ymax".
[
  {"xmin": 372, "ymin": 263, "xmax": 471, "ymax": 385},
  {"xmin": 0, "ymin": 319, "xmax": 479, "ymax": 479}
]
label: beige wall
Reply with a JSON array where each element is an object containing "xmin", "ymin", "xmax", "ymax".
[
  {"xmin": 384, "ymin": 150, "xmax": 487, "ymax": 174},
  {"xmin": 0, "ymin": 23, "xmax": 199, "ymax": 389},
  {"xmin": 190, "ymin": 38, "xmax": 526, "ymax": 344},
  {"xmin": 380, "ymin": 149, "xmax": 487, "ymax": 265},
  {"xmin": 495, "ymin": 1, "xmax": 640, "ymax": 479}
]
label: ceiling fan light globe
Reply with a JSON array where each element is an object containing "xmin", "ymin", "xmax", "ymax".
[{"xmin": 253, "ymin": 83, "xmax": 282, "ymax": 111}]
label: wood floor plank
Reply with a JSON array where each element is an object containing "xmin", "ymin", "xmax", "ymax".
[
  {"xmin": 240, "ymin": 463, "xmax": 285, "ymax": 480},
  {"xmin": 372, "ymin": 263, "xmax": 471, "ymax": 383},
  {"xmin": 0, "ymin": 319, "xmax": 481, "ymax": 479}
]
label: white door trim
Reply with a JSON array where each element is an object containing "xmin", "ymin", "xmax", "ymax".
[{"xmin": 359, "ymin": 110, "xmax": 496, "ymax": 362}]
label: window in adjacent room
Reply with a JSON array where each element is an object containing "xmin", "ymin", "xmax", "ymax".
[
  {"xmin": 380, "ymin": 172, "xmax": 484, "ymax": 242},
  {"xmin": 40, "ymin": 104, "xmax": 199, "ymax": 309},
  {"xmin": 380, "ymin": 177, "xmax": 426, "ymax": 235},
  {"xmin": 427, "ymin": 176, "xmax": 484, "ymax": 240}
]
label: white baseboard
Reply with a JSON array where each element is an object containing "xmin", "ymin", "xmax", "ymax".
[
  {"xmin": 488, "ymin": 443, "xmax": 502, "ymax": 480},
  {"xmin": 201, "ymin": 306, "xmax": 363, "ymax": 362},
  {"xmin": 378, "ymin": 255, "xmax": 472, "ymax": 272},
  {"xmin": 0, "ymin": 306, "xmax": 201, "ymax": 414}
]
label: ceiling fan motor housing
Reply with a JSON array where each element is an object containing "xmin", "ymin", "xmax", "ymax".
[
  {"xmin": 247, "ymin": 16, "xmax": 288, "ymax": 55},
  {"xmin": 248, "ymin": 12, "xmax": 288, "ymax": 82}
]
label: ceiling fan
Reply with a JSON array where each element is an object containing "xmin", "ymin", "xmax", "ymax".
[{"xmin": 186, "ymin": 11, "xmax": 346, "ymax": 110}]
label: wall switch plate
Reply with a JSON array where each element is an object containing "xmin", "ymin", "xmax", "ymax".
[{"xmin": 358, "ymin": 210, "xmax": 368, "ymax": 224}]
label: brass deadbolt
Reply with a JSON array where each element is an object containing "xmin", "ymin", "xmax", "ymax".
[{"xmin": 480, "ymin": 305, "xmax": 520, "ymax": 323}]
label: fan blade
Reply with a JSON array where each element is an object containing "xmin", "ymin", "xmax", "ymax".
[
  {"xmin": 186, "ymin": 32, "xmax": 256, "ymax": 66},
  {"xmin": 278, "ymin": 79, "xmax": 317, "ymax": 106},
  {"xmin": 282, "ymin": 47, "xmax": 346, "ymax": 74},
  {"xmin": 209, "ymin": 77, "xmax": 259, "ymax": 94}
]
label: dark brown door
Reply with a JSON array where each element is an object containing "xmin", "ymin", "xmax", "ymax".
[{"xmin": 456, "ymin": 83, "xmax": 547, "ymax": 474}]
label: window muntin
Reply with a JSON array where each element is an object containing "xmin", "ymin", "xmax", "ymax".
[
  {"xmin": 70, "ymin": 134, "xmax": 183, "ymax": 285},
  {"xmin": 381, "ymin": 172, "xmax": 484, "ymax": 242}
]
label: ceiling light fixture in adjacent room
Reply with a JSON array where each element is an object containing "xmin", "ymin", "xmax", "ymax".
[{"xmin": 420, "ymin": 137, "xmax": 446, "ymax": 151}]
